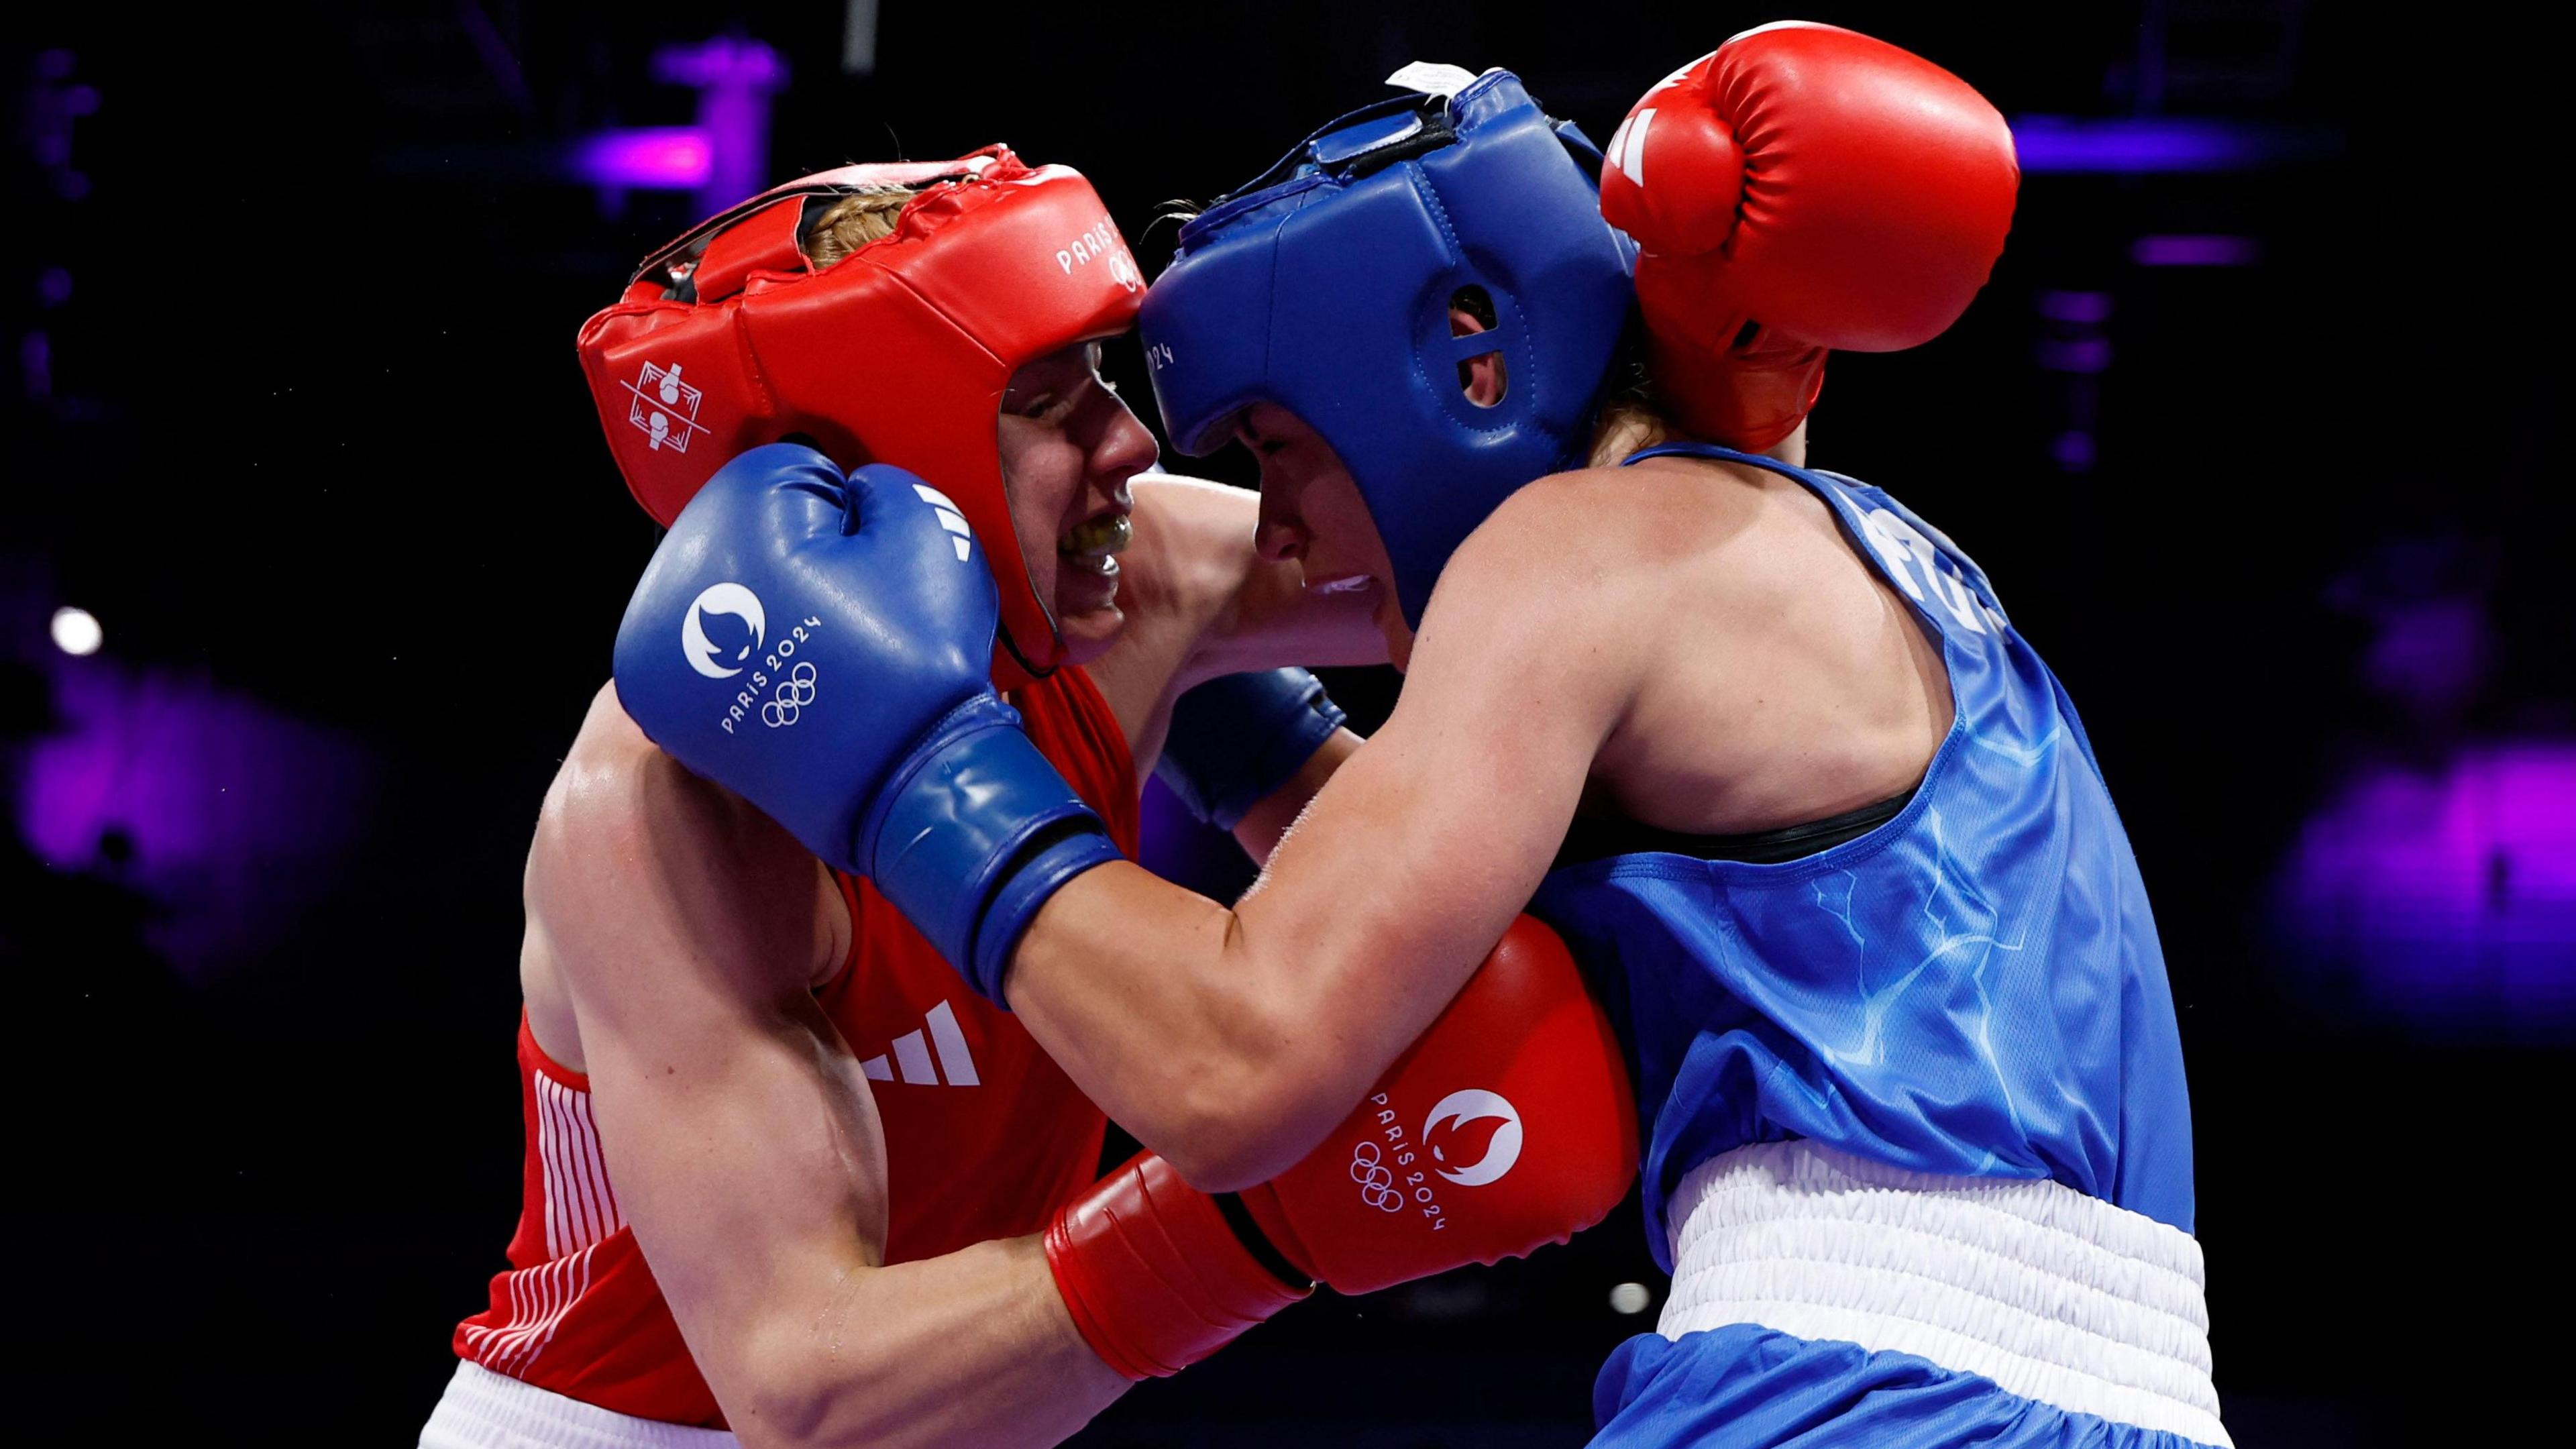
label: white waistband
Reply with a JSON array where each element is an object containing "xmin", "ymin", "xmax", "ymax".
[
  {"xmin": 420, "ymin": 1360, "xmax": 740, "ymax": 1449},
  {"xmin": 1659, "ymin": 1140, "xmax": 2230, "ymax": 1447}
]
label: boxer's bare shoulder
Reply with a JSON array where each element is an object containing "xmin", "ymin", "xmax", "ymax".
[
  {"xmin": 519, "ymin": 681, "xmax": 844, "ymax": 1072},
  {"xmin": 1442, "ymin": 455, "xmax": 1951, "ymax": 833},
  {"xmin": 1483, "ymin": 454, "xmax": 1840, "ymax": 592},
  {"xmin": 1409, "ymin": 464, "xmax": 1698, "ymax": 688}
]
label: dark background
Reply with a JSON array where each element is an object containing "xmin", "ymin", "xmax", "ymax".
[{"xmin": 2, "ymin": 3, "xmax": 2566, "ymax": 1443}]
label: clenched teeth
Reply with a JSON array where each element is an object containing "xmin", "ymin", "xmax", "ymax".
[{"xmin": 1061, "ymin": 513, "xmax": 1132, "ymax": 557}]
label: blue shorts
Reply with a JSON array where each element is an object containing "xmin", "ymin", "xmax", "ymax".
[{"xmin": 1593, "ymin": 1326, "xmax": 2226, "ymax": 1449}]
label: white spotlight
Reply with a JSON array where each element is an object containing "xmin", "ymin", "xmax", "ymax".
[
  {"xmin": 51, "ymin": 606, "xmax": 102, "ymax": 656},
  {"xmin": 1609, "ymin": 1281, "xmax": 1652, "ymax": 1316}
]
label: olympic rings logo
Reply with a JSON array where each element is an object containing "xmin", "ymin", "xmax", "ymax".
[
  {"xmin": 761, "ymin": 661, "xmax": 819, "ymax": 728},
  {"xmin": 1350, "ymin": 1140, "xmax": 1404, "ymax": 1213}
]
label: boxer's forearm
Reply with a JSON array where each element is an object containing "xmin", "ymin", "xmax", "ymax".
[
  {"xmin": 1010, "ymin": 731, "xmax": 1545, "ymax": 1190},
  {"xmin": 1007, "ymin": 535, "xmax": 1619, "ymax": 1191},
  {"xmin": 722, "ymin": 1236, "xmax": 1126, "ymax": 1449},
  {"xmin": 1008, "ymin": 864, "xmax": 1299, "ymax": 1188}
]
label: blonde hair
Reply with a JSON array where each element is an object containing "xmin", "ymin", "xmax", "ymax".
[
  {"xmin": 1582, "ymin": 339, "xmax": 1682, "ymax": 466},
  {"xmin": 1589, "ymin": 394, "xmax": 1678, "ymax": 465},
  {"xmin": 803, "ymin": 184, "xmax": 918, "ymax": 268}
]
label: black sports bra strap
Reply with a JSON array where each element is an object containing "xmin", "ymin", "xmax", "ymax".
[{"xmin": 1554, "ymin": 786, "xmax": 1917, "ymax": 869}]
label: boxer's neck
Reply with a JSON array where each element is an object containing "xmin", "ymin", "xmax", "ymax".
[{"xmin": 1587, "ymin": 411, "xmax": 1809, "ymax": 471}]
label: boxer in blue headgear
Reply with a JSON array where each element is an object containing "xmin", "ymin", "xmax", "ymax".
[
  {"xmin": 612, "ymin": 33, "xmax": 2226, "ymax": 1449},
  {"xmin": 1140, "ymin": 67, "xmax": 1638, "ymax": 634}
]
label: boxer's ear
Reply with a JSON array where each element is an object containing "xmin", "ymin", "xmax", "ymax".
[{"xmin": 1450, "ymin": 286, "xmax": 1508, "ymax": 409}]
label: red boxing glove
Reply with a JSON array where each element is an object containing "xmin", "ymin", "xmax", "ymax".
[
  {"xmin": 1044, "ymin": 1151, "xmax": 1309, "ymax": 1380},
  {"xmin": 1599, "ymin": 21, "xmax": 2020, "ymax": 449},
  {"xmin": 1044, "ymin": 917, "xmax": 1636, "ymax": 1377},
  {"xmin": 1238, "ymin": 916, "xmax": 1638, "ymax": 1296}
]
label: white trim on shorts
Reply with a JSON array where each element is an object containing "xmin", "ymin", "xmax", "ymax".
[
  {"xmin": 419, "ymin": 1359, "xmax": 740, "ymax": 1449},
  {"xmin": 1658, "ymin": 1140, "xmax": 2231, "ymax": 1447}
]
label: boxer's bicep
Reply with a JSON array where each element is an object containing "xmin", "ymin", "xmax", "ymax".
[
  {"xmin": 531, "ymin": 743, "xmax": 892, "ymax": 1401},
  {"xmin": 535, "ymin": 747, "xmax": 1127, "ymax": 1444},
  {"xmin": 578, "ymin": 999, "xmax": 1124, "ymax": 1446}
]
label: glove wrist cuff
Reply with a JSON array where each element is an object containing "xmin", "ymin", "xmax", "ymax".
[
  {"xmin": 1044, "ymin": 1154, "xmax": 1311, "ymax": 1380},
  {"xmin": 1153, "ymin": 669, "xmax": 1348, "ymax": 830},
  {"xmin": 973, "ymin": 825, "xmax": 1121, "ymax": 1006},
  {"xmin": 859, "ymin": 697, "xmax": 1115, "ymax": 1001}
]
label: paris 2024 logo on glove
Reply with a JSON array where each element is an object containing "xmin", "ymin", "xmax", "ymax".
[
  {"xmin": 680, "ymin": 582, "xmax": 824, "ymax": 736},
  {"xmin": 672, "ymin": 478, "xmax": 977, "ymax": 739},
  {"xmin": 1350, "ymin": 1089, "xmax": 1524, "ymax": 1228}
]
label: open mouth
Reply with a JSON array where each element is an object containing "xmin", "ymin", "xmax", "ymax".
[
  {"xmin": 1305, "ymin": 572, "xmax": 1375, "ymax": 597},
  {"xmin": 1059, "ymin": 511, "xmax": 1132, "ymax": 578}
]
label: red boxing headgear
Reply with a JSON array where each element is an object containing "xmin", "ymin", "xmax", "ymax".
[{"xmin": 577, "ymin": 147, "xmax": 1146, "ymax": 688}]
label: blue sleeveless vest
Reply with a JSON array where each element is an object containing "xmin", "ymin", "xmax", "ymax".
[{"xmin": 1529, "ymin": 443, "xmax": 2196, "ymax": 1269}]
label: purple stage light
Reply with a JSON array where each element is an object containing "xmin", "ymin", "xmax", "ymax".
[
  {"xmin": 28, "ymin": 50, "xmax": 98, "ymax": 198},
  {"xmin": 650, "ymin": 37, "xmax": 789, "ymax": 219},
  {"xmin": 2131, "ymin": 235, "xmax": 2261, "ymax": 268},
  {"xmin": 2035, "ymin": 290, "xmax": 2113, "ymax": 325},
  {"xmin": 572, "ymin": 127, "xmax": 713, "ymax": 189},
  {"xmin": 2363, "ymin": 597, "xmax": 2491, "ymax": 720},
  {"xmin": 19, "ymin": 655, "xmax": 376, "ymax": 975},
  {"xmin": 21, "ymin": 331, "xmax": 52, "ymax": 399},
  {"xmin": 2011, "ymin": 117, "xmax": 2339, "ymax": 174},
  {"xmin": 2037, "ymin": 337, "xmax": 2112, "ymax": 374},
  {"xmin": 2273, "ymin": 742, "xmax": 2576, "ymax": 1040},
  {"xmin": 649, "ymin": 35, "xmax": 788, "ymax": 91}
]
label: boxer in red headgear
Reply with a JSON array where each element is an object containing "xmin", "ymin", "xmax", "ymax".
[
  {"xmin": 579, "ymin": 148, "xmax": 1137, "ymax": 688},
  {"xmin": 426, "ymin": 148, "xmax": 1639, "ymax": 1449}
]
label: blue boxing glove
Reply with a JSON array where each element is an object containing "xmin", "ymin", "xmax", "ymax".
[
  {"xmin": 1153, "ymin": 669, "xmax": 1348, "ymax": 832},
  {"xmin": 611, "ymin": 443, "xmax": 1118, "ymax": 1001}
]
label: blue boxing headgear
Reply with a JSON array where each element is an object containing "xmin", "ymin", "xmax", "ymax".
[{"xmin": 1140, "ymin": 70, "xmax": 1638, "ymax": 629}]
